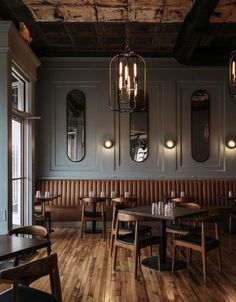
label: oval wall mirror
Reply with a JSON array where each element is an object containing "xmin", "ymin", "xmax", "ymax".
[
  {"xmin": 67, "ymin": 90, "xmax": 85, "ymax": 162},
  {"xmin": 130, "ymin": 94, "xmax": 148, "ymax": 162},
  {"xmin": 191, "ymin": 90, "xmax": 210, "ymax": 162}
]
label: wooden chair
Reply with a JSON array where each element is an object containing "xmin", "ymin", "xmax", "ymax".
[
  {"xmin": 113, "ymin": 212, "xmax": 161, "ymax": 279},
  {"xmin": 80, "ymin": 197, "xmax": 106, "ymax": 239},
  {"xmin": 109, "ymin": 198, "xmax": 152, "ymax": 256},
  {"xmin": 172, "ymin": 214, "xmax": 222, "ymax": 283},
  {"xmin": 9, "ymin": 225, "xmax": 51, "ymax": 265},
  {"xmin": 166, "ymin": 203, "xmax": 202, "ymax": 236},
  {"xmin": 0, "ymin": 253, "xmax": 62, "ymax": 302}
]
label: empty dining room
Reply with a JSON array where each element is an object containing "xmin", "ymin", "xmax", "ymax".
[{"xmin": 1, "ymin": 1, "xmax": 236, "ymax": 301}]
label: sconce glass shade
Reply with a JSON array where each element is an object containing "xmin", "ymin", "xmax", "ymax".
[
  {"xmin": 109, "ymin": 47, "xmax": 146, "ymax": 112},
  {"xmin": 104, "ymin": 139, "xmax": 113, "ymax": 149},
  {"xmin": 165, "ymin": 140, "xmax": 175, "ymax": 149},
  {"xmin": 226, "ymin": 139, "xmax": 236, "ymax": 149},
  {"xmin": 229, "ymin": 51, "xmax": 236, "ymax": 97}
]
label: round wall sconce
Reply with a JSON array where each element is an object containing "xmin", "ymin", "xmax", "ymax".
[
  {"xmin": 104, "ymin": 139, "xmax": 113, "ymax": 149},
  {"xmin": 226, "ymin": 139, "xmax": 236, "ymax": 149},
  {"xmin": 165, "ymin": 140, "xmax": 175, "ymax": 149}
]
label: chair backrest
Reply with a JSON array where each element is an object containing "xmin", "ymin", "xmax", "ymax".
[
  {"xmin": 199, "ymin": 214, "xmax": 220, "ymax": 245},
  {"xmin": 9, "ymin": 225, "xmax": 49, "ymax": 241},
  {"xmin": 177, "ymin": 202, "xmax": 201, "ymax": 209},
  {"xmin": 0, "ymin": 253, "xmax": 62, "ymax": 302},
  {"xmin": 111, "ymin": 203, "xmax": 131, "ymax": 230},
  {"xmin": 115, "ymin": 213, "xmax": 141, "ymax": 246},
  {"xmin": 82, "ymin": 197, "xmax": 96, "ymax": 204},
  {"xmin": 171, "ymin": 197, "xmax": 195, "ymax": 204},
  {"xmin": 112, "ymin": 197, "xmax": 138, "ymax": 205},
  {"xmin": 81, "ymin": 197, "xmax": 105, "ymax": 212}
]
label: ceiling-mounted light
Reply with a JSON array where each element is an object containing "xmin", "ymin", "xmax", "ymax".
[
  {"xmin": 109, "ymin": 45, "xmax": 146, "ymax": 113},
  {"xmin": 229, "ymin": 51, "xmax": 236, "ymax": 97}
]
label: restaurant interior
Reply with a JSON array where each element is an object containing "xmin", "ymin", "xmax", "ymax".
[{"xmin": 1, "ymin": 0, "xmax": 236, "ymax": 301}]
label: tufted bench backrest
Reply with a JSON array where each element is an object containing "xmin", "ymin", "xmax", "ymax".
[{"xmin": 36, "ymin": 179, "xmax": 236, "ymax": 209}]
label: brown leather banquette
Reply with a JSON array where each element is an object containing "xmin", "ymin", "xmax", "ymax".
[{"xmin": 35, "ymin": 179, "xmax": 236, "ymax": 222}]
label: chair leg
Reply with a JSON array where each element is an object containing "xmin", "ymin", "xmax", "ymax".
[
  {"xmin": 229, "ymin": 216, "xmax": 232, "ymax": 235},
  {"xmin": 103, "ymin": 216, "xmax": 106, "ymax": 239},
  {"xmin": 157, "ymin": 245, "xmax": 161, "ymax": 272},
  {"xmin": 149, "ymin": 245, "xmax": 152, "ymax": 256},
  {"xmin": 172, "ymin": 242, "xmax": 176, "ymax": 273},
  {"xmin": 187, "ymin": 248, "xmax": 191, "ymax": 266},
  {"xmin": 48, "ymin": 212, "xmax": 52, "ymax": 233},
  {"xmin": 218, "ymin": 246, "xmax": 222, "ymax": 273},
  {"xmin": 109, "ymin": 232, "xmax": 114, "ymax": 256},
  {"xmin": 202, "ymin": 250, "xmax": 207, "ymax": 283},
  {"xmin": 134, "ymin": 249, "xmax": 139, "ymax": 279},
  {"xmin": 80, "ymin": 219, "xmax": 85, "ymax": 239},
  {"xmin": 113, "ymin": 246, "xmax": 118, "ymax": 272}
]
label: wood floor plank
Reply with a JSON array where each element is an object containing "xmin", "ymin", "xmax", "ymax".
[{"xmin": 1, "ymin": 227, "xmax": 236, "ymax": 301}]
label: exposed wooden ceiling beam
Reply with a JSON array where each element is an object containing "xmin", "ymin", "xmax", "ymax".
[{"xmin": 173, "ymin": 0, "xmax": 219, "ymax": 65}]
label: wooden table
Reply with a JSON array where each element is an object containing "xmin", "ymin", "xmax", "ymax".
[
  {"xmin": 0, "ymin": 235, "xmax": 51, "ymax": 262},
  {"xmin": 35, "ymin": 194, "xmax": 61, "ymax": 233},
  {"xmin": 119, "ymin": 205, "xmax": 207, "ymax": 271}
]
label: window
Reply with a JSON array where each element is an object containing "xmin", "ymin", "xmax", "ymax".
[{"xmin": 12, "ymin": 69, "xmax": 30, "ymax": 227}]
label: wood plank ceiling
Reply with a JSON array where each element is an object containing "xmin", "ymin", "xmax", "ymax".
[{"xmin": 0, "ymin": 0, "xmax": 236, "ymax": 65}]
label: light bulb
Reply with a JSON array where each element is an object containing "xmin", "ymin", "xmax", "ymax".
[
  {"xmin": 104, "ymin": 139, "xmax": 113, "ymax": 149},
  {"xmin": 227, "ymin": 140, "xmax": 236, "ymax": 149},
  {"xmin": 165, "ymin": 140, "xmax": 175, "ymax": 149}
]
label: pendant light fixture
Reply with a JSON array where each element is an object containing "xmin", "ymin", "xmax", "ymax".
[
  {"xmin": 229, "ymin": 50, "xmax": 236, "ymax": 97},
  {"xmin": 109, "ymin": 24, "xmax": 146, "ymax": 113}
]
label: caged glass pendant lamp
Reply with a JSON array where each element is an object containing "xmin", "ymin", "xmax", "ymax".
[
  {"xmin": 229, "ymin": 50, "xmax": 236, "ymax": 97},
  {"xmin": 109, "ymin": 44, "xmax": 146, "ymax": 112}
]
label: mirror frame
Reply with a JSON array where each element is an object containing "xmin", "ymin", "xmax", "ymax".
[
  {"xmin": 130, "ymin": 99, "xmax": 149, "ymax": 163},
  {"xmin": 191, "ymin": 89, "xmax": 210, "ymax": 162},
  {"xmin": 66, "ymin": 89, "xmax": 86, "ymax": 162}
]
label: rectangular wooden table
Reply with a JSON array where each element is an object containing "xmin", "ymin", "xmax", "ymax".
[
  {"xmin": 0, "ymin": 235, "xmax": 51, "ymax": 262},
  {"xmin": 119, "ymin": 205, "xmax": 208, "ymax": 271}
]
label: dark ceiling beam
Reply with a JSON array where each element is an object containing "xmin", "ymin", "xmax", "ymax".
[{"xmin": 173, "ymin": 0, "xmax": 219, "ymax": 65}]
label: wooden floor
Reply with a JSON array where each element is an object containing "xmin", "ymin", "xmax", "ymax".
[{"xmin": 1, "ymin": 226, "xmax": 236, "ymax": 302}]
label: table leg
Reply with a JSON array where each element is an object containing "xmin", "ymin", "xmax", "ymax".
[
  {"xmin": 142, "ymin": 220, "xmax": 185, "ymax": 271},
  {"xmin": 41, "ymin": 202, "xmax": 46, "ymax": 228},
  {"xmin": 92, "ymin": 202, "xmax": 96, "ymax": 233}
]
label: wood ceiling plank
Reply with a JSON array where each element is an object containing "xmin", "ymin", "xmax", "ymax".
[{"xmin": 173, "ymin": 0, "xmax": 219, "ymax": 65}]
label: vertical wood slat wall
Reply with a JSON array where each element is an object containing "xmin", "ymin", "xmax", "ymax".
[{"xmin": 36, "ymin": 179, "xmax": 236, "ymax": 209}]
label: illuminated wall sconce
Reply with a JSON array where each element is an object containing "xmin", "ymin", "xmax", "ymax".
[
  {"xmin": 104, "ymin": 139, "xmax": 113, "ymax": 149},
  {"xmin": 165, "ymin": 140, "xmax": 175, "ymax": 149},
  {"xmin": 226, "ymin": 139, "xmax": 236, "ymax": 149}
]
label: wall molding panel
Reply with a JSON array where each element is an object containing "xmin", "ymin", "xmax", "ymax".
[
  {"xmin": 37, "ymin": 58, "xmax": 235, "ymax": 179},
  {"xmin": 176, "ymin": 81, "xmax": 225, "ymax": 173}
]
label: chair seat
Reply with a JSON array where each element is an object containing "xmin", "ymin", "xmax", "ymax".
[
  {"xmin": 84, "ymin": 211, "xmax": 103, "ymax": 218},
  {"xmin": 117, "ymin": 232, "xmax": 161, "ymax": 247},
  {"xmin": 114, "ymin": 224, "xmax": 151, "ymax": 233},
  {"xmin": 0, "ymin": 285, "xmax": 57, "ymax": 302},
  {"xmin": 174, "ymin": 233, "xmax": 219, "ymax": 250}
]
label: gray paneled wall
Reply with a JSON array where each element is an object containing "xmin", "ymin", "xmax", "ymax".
[{"xmin": 37, "ymin": 58, "xmax": 236, "ymax": 179}]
